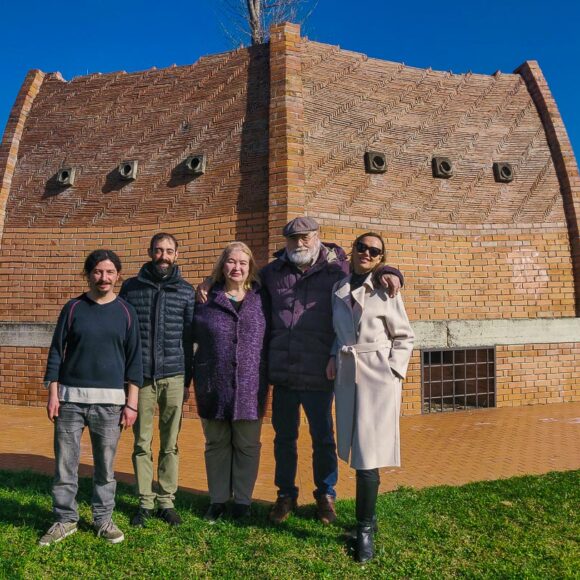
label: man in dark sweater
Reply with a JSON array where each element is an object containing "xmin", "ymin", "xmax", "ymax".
[
  {"xmin": 120, "ymin": 233, "xmax": 195, "ymax": 528},
  {"xmin": 40, "ymin": 249, "xmax": 142, "ymax": 546}
]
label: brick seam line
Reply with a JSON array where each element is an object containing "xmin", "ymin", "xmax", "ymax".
[
  {"xmin": 516, "ymin": 60, "xmax": 580, "ymax": 315},
  {"xmin": 0, "ymin": 69, "xmax": 46, "ymax": 245},
  {"xmin": 268, "ymin": 22, "xmax": 306, "ymax": 255}
]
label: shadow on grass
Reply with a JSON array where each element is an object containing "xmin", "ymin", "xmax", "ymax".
[
  {"xmin": 0, "ymin": 453, "xmax": 211, "ymax": 498},
  {"xmin": 0, "ymin": 468, "xmax": 341, "ymax": 544}
]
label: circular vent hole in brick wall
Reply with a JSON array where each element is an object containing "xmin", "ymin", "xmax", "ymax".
[
  {"xmin": 501, "ymin": 166, "xmax": 512, "ymax": 180},
  {"xmin": 60, "ymin": 171, "xmax": 69, "ymax": 180},
  {"xmin": 440, "ymin": 161, "xmax": 452, "ymax": 174},
  {"xmin": 373, "ymin": 155, "xmax": 385, "ymax": 168},
  {"xmin": 121, "ymin": 164, "xmax": 132, "ymax": 177},
  {"xmin": 190, "ymin": 158, "xmax": 200, "ymax": 170}
]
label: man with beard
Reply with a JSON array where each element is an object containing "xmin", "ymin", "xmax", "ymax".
[
  {"xmin": 120, "ymin": 233, "xmax": 195, "ymax": 528},
  {"xmin": 197, "ymin": 217, "xmax": 403, "ymax": 524}
]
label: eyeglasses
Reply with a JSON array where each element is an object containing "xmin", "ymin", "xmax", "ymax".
[{"xmin": 355, "ymin": 241, "xmax": 383, "ymax": 258}]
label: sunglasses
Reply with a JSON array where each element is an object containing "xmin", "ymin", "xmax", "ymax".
[{"xmin": 355, "ymin": 241, "xmax": 383, "ymax": 258}]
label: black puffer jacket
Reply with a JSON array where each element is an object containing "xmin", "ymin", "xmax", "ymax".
[{"xmin": 120, "ymin": 263, "xmax": 195, "ymax": 385}]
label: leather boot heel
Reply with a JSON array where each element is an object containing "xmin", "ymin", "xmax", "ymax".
[{"xmin": 356, "ymin": 523, "xmax": 375, "ymax": 563}]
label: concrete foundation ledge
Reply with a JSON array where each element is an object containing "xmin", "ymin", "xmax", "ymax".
[
  {"xmin": 414, "ymin": 318, "xmax": 580, "ymax": 348},
  {"xmin": 1, "ymin": 318, "xmax": 580, "ymax": 349},
  {"xmin": 0, "ymin": 323, "xmax": 55, "ymax": 347}
]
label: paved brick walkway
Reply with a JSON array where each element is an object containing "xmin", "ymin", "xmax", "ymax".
[{"xmin": 1, "ymin": 403, "xmax": 578, "ymax": 503}]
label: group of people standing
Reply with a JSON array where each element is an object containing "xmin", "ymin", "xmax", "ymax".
[{"xmin": 40, "ymin": 216, "xmax": 414, "ymax": 563}]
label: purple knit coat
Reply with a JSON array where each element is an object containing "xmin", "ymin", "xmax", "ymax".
[{"xmin": 193, "ymin": 282, "xmax": 269, "ymax": 421}]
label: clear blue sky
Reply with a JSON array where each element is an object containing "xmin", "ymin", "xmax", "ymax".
[{"xmin": 1, "ymin": 0, "xmax": 578, "ymax": 159}]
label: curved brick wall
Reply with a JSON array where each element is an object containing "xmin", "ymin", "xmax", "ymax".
[
  {"xmin": 1, "ymin": 23, "xmax": 579, "ymax": 413},
  {"xmin": 299, "ymin": 39, "xmax": 576, "ymax": 321},
  {"xmin": 0, "ymin": 45, "xmax": 270, "ymax": 323}
]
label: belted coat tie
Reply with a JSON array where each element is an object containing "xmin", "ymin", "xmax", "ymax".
[{"xmin": 331, "ymin": 273, "xmax": 414, "ymax": 470}]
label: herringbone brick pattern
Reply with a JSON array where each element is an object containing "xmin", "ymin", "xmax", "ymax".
[
  {"xmin": 1, "ymin": 24, "xmax": 579, "ymax": 420},
  {"xmin": 6, "ymin": 46, "xmax": 269, "ymax": 228},
  {"xmin": 301, "ymin": 40, "xmax": 561, "ymax": 225}
]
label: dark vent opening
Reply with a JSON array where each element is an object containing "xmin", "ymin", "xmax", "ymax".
[{"xmin": 421, "ymin": 348, "xmax": 496, "ymax": 413}]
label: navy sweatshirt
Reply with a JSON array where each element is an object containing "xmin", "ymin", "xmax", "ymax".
[{"xmin": 44, "ymin": 294, "xmax": 143, "ymax": 389}]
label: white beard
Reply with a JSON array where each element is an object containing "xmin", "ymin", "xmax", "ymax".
[{"xmin": 288, "ymin": 243, "xmax": 320, "ymax": 267}]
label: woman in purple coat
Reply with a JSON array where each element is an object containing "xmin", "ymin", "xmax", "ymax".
[{"xmin": 193, "ymin": 241, "xmax": 269, "ymax": 522}]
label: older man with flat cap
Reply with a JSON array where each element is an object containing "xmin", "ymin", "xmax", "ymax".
[{"xmin": 260, "ymin": 217, "xmax": 404, "ymax": 524}]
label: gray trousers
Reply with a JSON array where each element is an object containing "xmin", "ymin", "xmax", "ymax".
[
  {"xmin": 53, "ymin": 402, "xmax": 122, "ymax": 527},
  {"xmin": 201, "ymin": 419, "xmax": 262, "ymax": 505}
]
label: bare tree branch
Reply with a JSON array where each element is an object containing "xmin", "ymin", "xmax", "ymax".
[{"xmin": 218, "ymin": 0, "xmax": 318, "ymax": 46}]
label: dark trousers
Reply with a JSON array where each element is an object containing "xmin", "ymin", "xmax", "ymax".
[{"xmin": 272, "ymin": 386, "xmax": 338, "ymax": 500}]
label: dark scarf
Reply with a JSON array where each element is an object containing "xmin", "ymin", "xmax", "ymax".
[{"xmin": 146, "ymin": 261, "xmax": 175, "ymax": 283}]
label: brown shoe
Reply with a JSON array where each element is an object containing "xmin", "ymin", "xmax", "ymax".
[
  {"xmin": 316, "ymin": 494, "xmax": 337, "ymax": 525},
  {"xmin": 269, "ymin": 496, "xmax": 297, "ymax": 524}
]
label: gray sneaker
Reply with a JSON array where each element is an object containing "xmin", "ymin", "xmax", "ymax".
[
  {"xmin": 39, "ymin": 522, "xmax": 78, "ymax": 546},
  {"xmin": 96, "ymin": 520, "xmax": 125, "ymax": 544}
]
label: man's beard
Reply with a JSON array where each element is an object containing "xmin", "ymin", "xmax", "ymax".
[
  {"xmin": 153, "ymin": 260, "xmax": 174, "ymax": 277},
  {"xmin": 288, "ymin": 243, "xmax": 319, "ymax": 267}
]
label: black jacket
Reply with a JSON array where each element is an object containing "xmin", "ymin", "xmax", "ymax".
[{"xmin": 120, "ymin": 264, "xmax": 195, "ymax": 385}]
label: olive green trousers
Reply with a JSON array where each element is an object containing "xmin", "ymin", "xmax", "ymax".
[{"xmin": 132, "ymin": 376, "xmax": 184, "ymax": 509}]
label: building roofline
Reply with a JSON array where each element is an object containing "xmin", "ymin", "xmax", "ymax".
[
  {"xmin": 0, "ymin": 69, "xmax": 45, "ymax": 245},
  {"xmin": 516, "ymin": 59, "xmax": 580, "ymax": 314}
]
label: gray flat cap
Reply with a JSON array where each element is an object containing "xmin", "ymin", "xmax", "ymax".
[{"xmin": 283, "ymin": 216, "xmax": 320, "ymax": 237}]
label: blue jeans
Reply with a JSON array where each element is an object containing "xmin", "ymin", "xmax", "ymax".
[
  {"xmin": 53, "ymin": 402, "xmax": 122, "ymax": 526},
  {"xmin": 272, "ymin": 386, "xmax": 338, "ymax": 500}
]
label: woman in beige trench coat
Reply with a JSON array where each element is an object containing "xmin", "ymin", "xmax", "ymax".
[{"xmin": 326, "ymin": 232, "xmax": 414, "ymax": 563}]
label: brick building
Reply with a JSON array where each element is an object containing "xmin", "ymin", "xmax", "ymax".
[{"xmin": 1, "ymin": 23, "xmax": 579, "ymax": 417}]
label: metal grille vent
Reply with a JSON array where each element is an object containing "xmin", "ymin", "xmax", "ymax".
[{"xmin": 422, "ymin": 348, "xmax": 496, "ymax": 413}]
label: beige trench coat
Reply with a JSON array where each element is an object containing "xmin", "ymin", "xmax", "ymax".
[{"xmin": 331, "ymin": 274, "xmax": 414, "ymax": 470}]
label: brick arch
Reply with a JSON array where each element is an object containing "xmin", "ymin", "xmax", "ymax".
[
  {"xmin": 516, "ymin": 60, "xmax": 580, "ymax": 316},
  {"xmin": 0, "ymin": 70, "xmax": 45, "ymax": 247}
]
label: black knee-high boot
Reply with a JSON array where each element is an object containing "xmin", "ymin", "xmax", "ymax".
[{"xmin": 355, "ymin": 469, "xmax": 379, "ymax": 563}]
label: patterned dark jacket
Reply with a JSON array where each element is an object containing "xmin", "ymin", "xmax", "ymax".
[
  {"xmin": 120, "ymin": 263, "xmax": 195, "ymax": 385},
  {"xmin": 193, "ymin": 282, "xmax": 269, "ymax": 421}
]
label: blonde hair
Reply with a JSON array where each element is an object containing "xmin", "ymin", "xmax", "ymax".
[{"xmin": 210, "ymin": 241, "xmax": 260, "ymax": 290}]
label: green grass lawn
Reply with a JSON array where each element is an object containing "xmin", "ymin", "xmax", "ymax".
[{"xmin": 0, "ymin": 469, "xmax": 578, "ymax": 579}]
